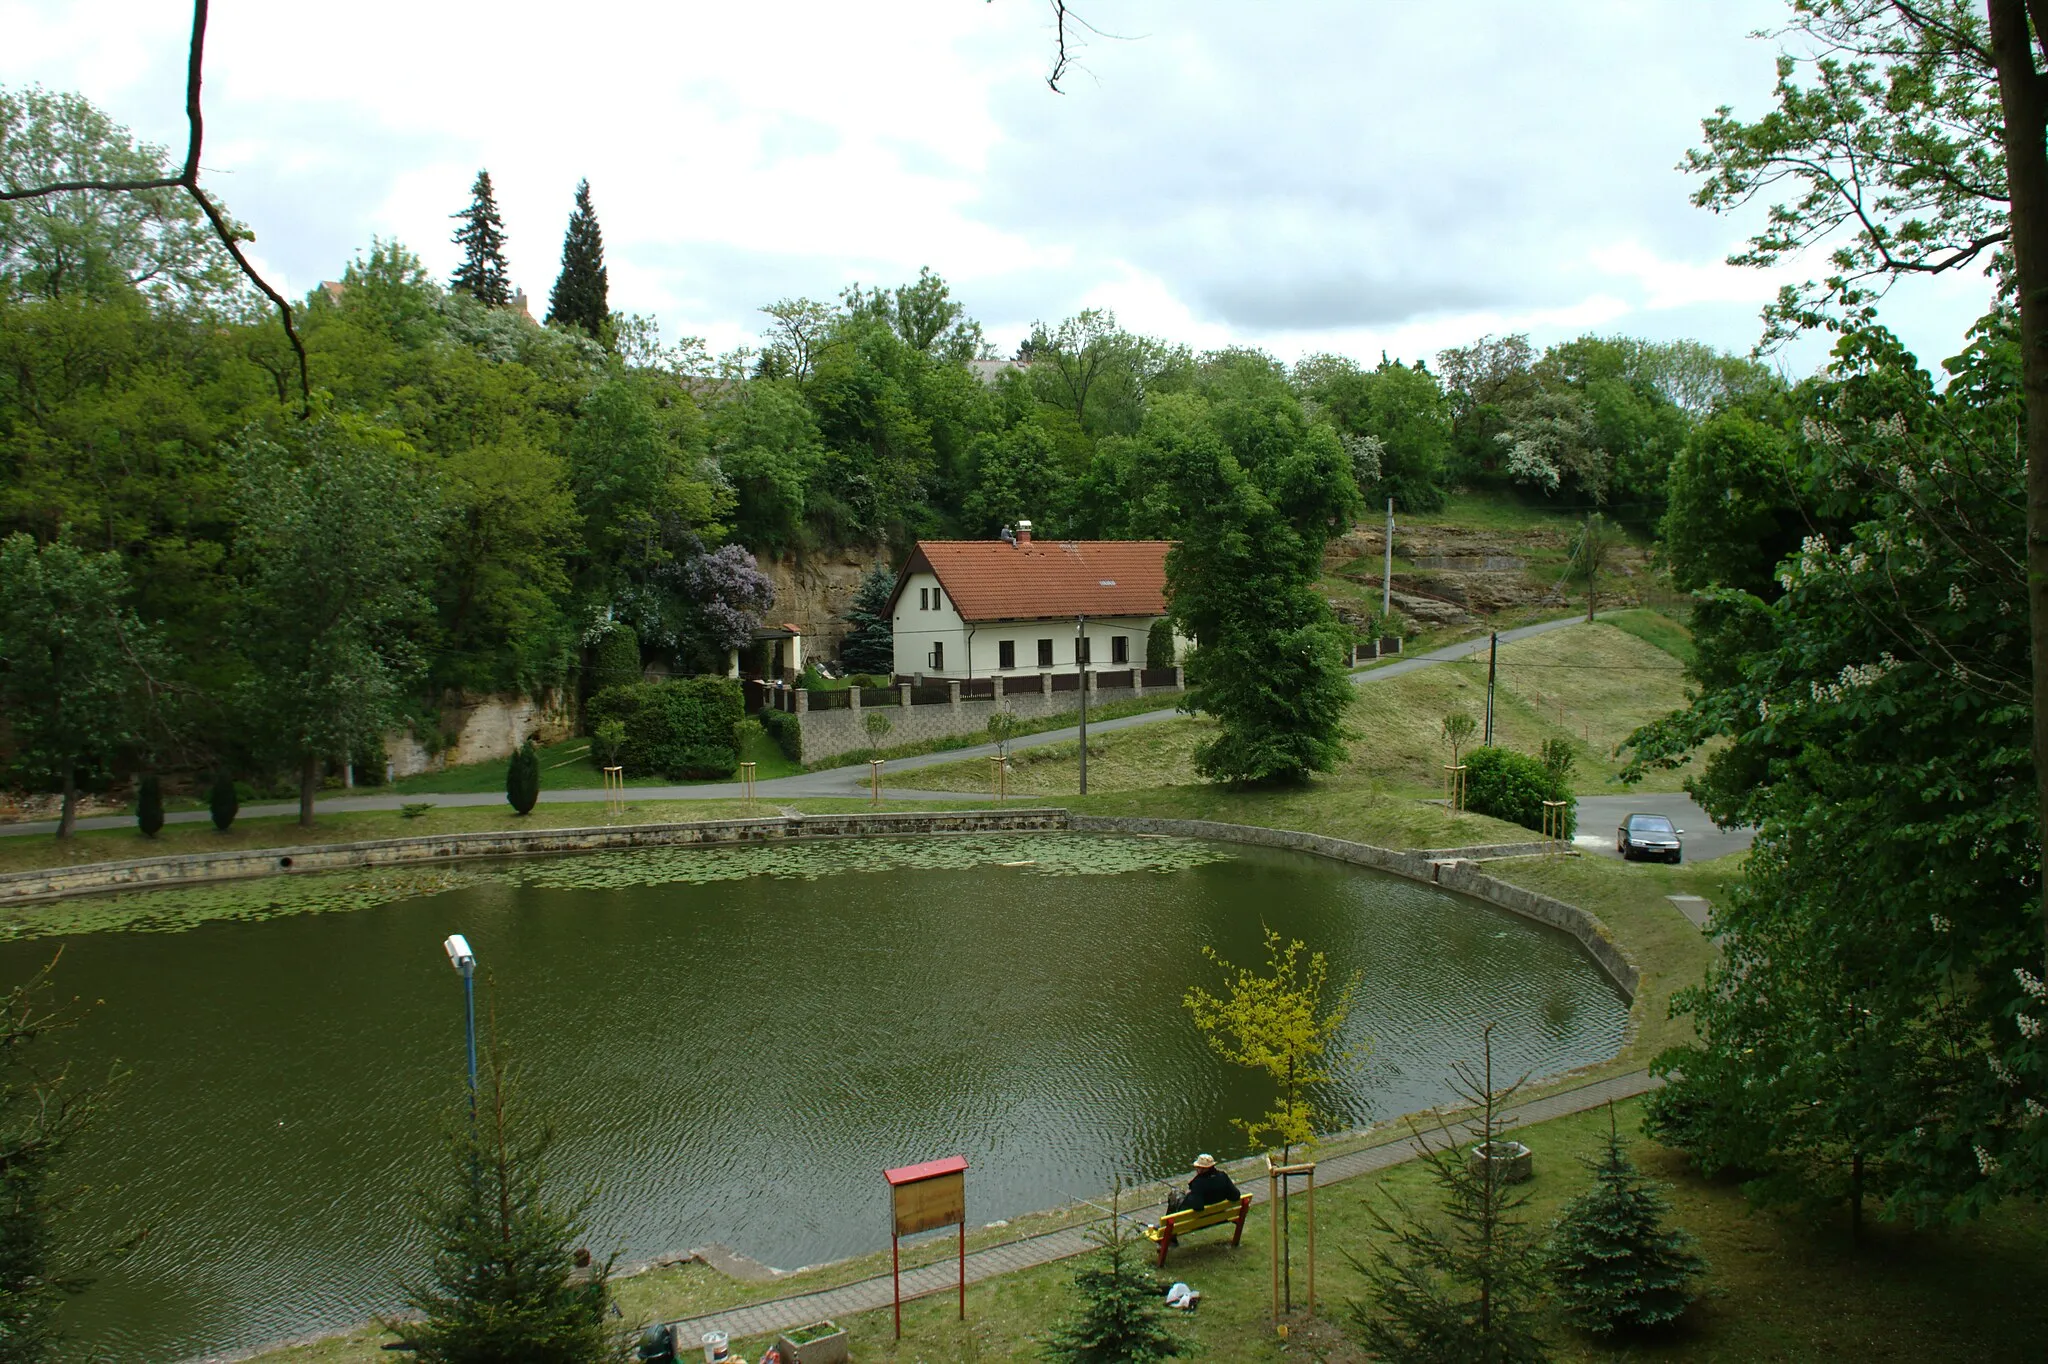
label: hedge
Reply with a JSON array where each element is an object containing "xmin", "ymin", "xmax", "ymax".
[
  {"xmin": 587, "ymin": 677, "xmax": 743, "ymax": 780},
  {"xmin": 758, "ymin": 708, "xmax": 802, "ymax": 763},
  {"xmin": 587, "ymin": 625, "xmax": 643, "ymax": 697},
  {"xmin": 1463, "ymin": 745, "xmax": 1576, "ymax": 837}
]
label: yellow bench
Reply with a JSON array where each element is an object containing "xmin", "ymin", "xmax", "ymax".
[{"xmin": 1142, "ymin": 1193, "xmax": 1252, "ymax": 1267}]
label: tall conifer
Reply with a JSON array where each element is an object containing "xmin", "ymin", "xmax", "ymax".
[
  {"xmin": 545, "ymin": 180, "xmax": 608, "ymax": 338},
  {"xmin": 449, "ymin": 170, "xmax": 511, "ymax": 307}
]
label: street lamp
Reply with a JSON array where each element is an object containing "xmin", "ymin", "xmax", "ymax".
[{"xmin": 442, "ymin": 933, "xmax": 478, "ymax": 1104}]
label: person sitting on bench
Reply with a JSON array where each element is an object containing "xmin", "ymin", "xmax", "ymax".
[{"xmin": 1168, "ymin": 1153, "xmax": 1240, "ymax": 1215}]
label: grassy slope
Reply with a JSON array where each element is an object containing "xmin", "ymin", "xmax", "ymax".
[
  {"xmin": 249, "ymin": 1095, "xmax": 2048, "ymax": 1364},
  {"xmin": 912, "ymin": 620, "xmax": 1700, "ymax": 797}
]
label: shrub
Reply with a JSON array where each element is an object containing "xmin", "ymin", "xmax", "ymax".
[
  {"xmin": 1464, "ymin": 745, "xmax": 1575, "ymax": 837},
  {"xmin": 136, "ymin": 774, "xmax": 163, "ymax": 837},
  {"xmin": 587, "ymin": 678, "xmax": 743, "ymax": 780},
  {"xmin": 209, "ymin": 771, "xmax": 239, "ymax": 831},
  {"xmin": 1547, "ymin": 1120, "xmax": 1706, "ymax": 1333},
  {"xmin": 758, "ymin": 708, "xmax": 801, "ymax": 763},
  {"xmin": 1146, "ymin": 619, "xmax": 1177, "ymax": 672},
  {"xmin": 586, "ymin": 624, "xmax": 641, "ymax": 697},
  {"xmin": 505, "ymin": 739, "xmax": 540, "ymax": 815},
  {"xmin": 590, "ymin": 719, "xmax": 626, "ymax": 768}
]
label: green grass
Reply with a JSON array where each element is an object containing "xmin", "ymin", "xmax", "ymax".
[
  {"xmin": 797, "ymin": 692, "xmax": 1181, "ymax": 771},
  {"xmin": 241, "ymin": 1093, "xmax": 2048, "ymax": 1364},
  {"xmin": 1602, "ymin": 606, "xmax": 1696, "ymax": 664}
]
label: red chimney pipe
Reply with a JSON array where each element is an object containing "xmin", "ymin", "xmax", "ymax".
[{"xmin": 1016, "ymin": 519, "xmax": 1033, "ymax": 546}]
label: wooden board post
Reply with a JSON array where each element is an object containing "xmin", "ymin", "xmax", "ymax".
[{"xmin": 885, "ymin": 1155, "xmax": 969, "ymax": 1340}]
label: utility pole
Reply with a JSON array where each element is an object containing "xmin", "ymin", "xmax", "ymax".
[
  {"xmin": 1484, "ymin": 631, "xmax": 1498, "ymax": 746},
  {"xmin": 1382, "ymin": 498, "xmax": 1394, "ymax": 622},
  {"xmin": 1076, "ymin": 614, "xmax": 1089, "ymax": 795}
]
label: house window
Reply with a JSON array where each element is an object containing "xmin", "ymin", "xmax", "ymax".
[
  {"xmin": 919, "ymin": 587, "xmax": 929, "ymax": 610},
  {"xmin": 1078, "ymin": 637, "xmax": 1092, "ymax": 665},
  {"xmin": 1037, "ymin": 639, "xmax": 1054, "ymax": 667},
  {"xmin": 935, "ymin": 587, "xmax": 945, "ymax": 610},
  {"xmin": 1111, "ymin": 635, "xmax": 1129, "ymax": 664},
  {"xmin": 998, "ymin": 640, "xmax": 1016, "ymax": 670},
  {"xmin": 929, "ymin": 641, "xmax": 945, "ymax": 670}
]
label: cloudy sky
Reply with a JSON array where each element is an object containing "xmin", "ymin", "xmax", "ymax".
[{"xmin": 1, "ymin": 0, "xmax": 2000, "ymax": 375}]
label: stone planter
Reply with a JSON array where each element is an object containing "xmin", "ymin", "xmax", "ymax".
[
  {"xmin": 1467, "ymin": 1139, "xmax": 1533, "ymax": 1184},
  {"xmin": 774, "ymin": 1321, "xmax": 849, "ymax": 1364}
]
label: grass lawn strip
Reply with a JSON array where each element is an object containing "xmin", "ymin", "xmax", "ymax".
[{"xmin": 238, "ymin": 1090, "xmax": 2048, "ymax": 1363}]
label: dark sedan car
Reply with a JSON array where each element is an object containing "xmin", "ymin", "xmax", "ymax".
[{"xmin": 1616, "ymin": 813, "xmax": 1683, "ymax": 863}]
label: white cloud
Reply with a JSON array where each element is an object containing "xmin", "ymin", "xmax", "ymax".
[{"xmin": 0, "ymin": 0, "xmax": 2001, "ymax": 371}]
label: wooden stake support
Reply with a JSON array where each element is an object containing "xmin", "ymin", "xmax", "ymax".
[
  {"xmin": 1542, "ymin": 799, "xmax": 1570, "ymax": 856},
  {"xmin": 869, "ymin": 758, "xmax": 885, "ymax": 806},
  {"xmin": 1266, "ymin": 1156, "xmax": 1318, "ymax": 1321},
  {"xmin": 602, "ymin": 765, "xmax": 625, "ymax": 818},
  {"xmin": 989, "ymin": 754, "xmax": 1008, "ymax": 802},
  {"xmin": 1442, "ymin": 763, "xmax": 1468, "ymax": 813},
  {"xmin": 739, "ymin": 760, "xmax": 756, "ymax": 805}
]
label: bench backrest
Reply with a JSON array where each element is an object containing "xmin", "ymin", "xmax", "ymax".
[{"xmin": 1161, "ymin": 1193, "xmax": 1249, "ymax": 1231}]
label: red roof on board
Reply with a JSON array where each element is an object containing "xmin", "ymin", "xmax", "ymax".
[
  {"xmin": 896, "ymin": 540, "xmax": 1171, "ymax": 622},
  {"xmin": 885, "ymin": 1154, "xmax": 969, "ymax": 1185}
]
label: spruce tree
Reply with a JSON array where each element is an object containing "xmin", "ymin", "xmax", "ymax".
[
  {"xmin": 209, "ymin": 772, "xmax": 239, "ymax": 832},
  {"xmin": 395, "ymin": 1048, "xmax": 617, "ymax": 1364},
  {"xmin": 450, "ymin": 169, "xmax": 511, "ymax": 307},
  {"xmin": 1547, "ymin": 1109, "xmax": 1705, "ymax": 1334},
  {"xmin": 545, "ymin": 179, "xmax": 608, "ymax": 338},
  {"xmin": 135, "ymin": 775, "xmax": 163, "ymax": 838},
  {"xmin": 1041, "ymin": 1184, "xmax": 1185, "ymax": 1364},
  {"xmin": 839, "ymin": 564, "xmax": 896, "ymax": 677},
  {"xmin": 506, "ymin": 740, "xmax": 541, "ymax": 816},
  {"xmin": 1346, "ymin": 1025, "xmax": 1551, "ymax": 1364}
]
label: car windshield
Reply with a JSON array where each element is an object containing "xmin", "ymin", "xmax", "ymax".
[{"xmin": 1628, "ymin": 816, "xmax": 1675, "ymax": 833}]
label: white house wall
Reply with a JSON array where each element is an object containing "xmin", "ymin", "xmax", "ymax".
[{"xmin": 891, "ymin": 578, "xmax": 1166, "ymax": 680}]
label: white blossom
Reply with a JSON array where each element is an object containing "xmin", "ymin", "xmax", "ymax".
[
  {"xmin": 2018, "ymin": 968, "xmax": 2048, "ymax": 1001},
  {"xmin": 2027, "ymin": 1098, "xmax": 2048, "ymax": 1122},
  {"xmin": 1975, "ymin": 1144, "xmax": 2001, "ymax": 1176},
  {"xmin": 1990, "ymin": 1055, "xmax": 2021, "ymax": 1087},
  {"xmin": 1801, "ymin": 417, "xmax": 1844, "ymax": 448},
  {"xmin": 1929, "ymin": 912, "xmax": 1952, "ymax": 933},
  {"xmin": 2020, "ymin": 1014, "xmax": 2043, "ymax": 1040}
]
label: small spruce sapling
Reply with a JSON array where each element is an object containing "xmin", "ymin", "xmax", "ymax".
[
  {"xmin": 505, "ymin": 740, "xmax": 540, "ymax": 816},
  {"xmin": 135, "ymin": 775, "xmax": 163, "ymax": 839},
  {"xmin": 1547, "ymin": 1105, "xmax": 1705, "ymax": 1334},
  {"xmin": 1040, "ymin": 1181, "xmax": 1186, "ymax": 1364},
  {"xmin": 1346, "ymin": 1023, "xmax": 1551, "ymax": 1364},
  {"xmin": 208, "ymin": 772, "xmax": 239, "ymax": 832}
]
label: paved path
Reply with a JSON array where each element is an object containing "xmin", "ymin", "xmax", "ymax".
[
  {"xmin": 1570, "ymin": 793, "xmax": 1752, "ymax": 863},
  {"xmin": 2, "ymin": 617, "xmax": 1597, "ymax": 839},
  {"xmin": 666, "ymin": 1068, "xmax": 1660, "ymax": 1346}
]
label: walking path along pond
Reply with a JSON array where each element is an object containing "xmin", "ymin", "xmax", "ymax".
[{"xmin": 0, "ymin": 833, "xmax": 1629, "ymax": 1363}]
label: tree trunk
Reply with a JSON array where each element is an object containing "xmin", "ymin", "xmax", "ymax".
[
  {"xmin": 1989, "ymin": 0, "xmax": 2048, "ymax": 976},
  {"xmin": 299, "ymin": 753, "xmax": 318, "ymax": 828},
  {"xmin": 56, "ymin": 756, "xmax": 76, "ymax": 841}
]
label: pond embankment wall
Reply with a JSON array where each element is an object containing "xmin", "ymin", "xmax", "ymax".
[{"xmin": 0, "ymin": 811, "xmax": 1634, "ymax": 1000}]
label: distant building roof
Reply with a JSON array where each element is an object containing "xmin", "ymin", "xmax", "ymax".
[
  {"xmin": 895, "ymin": 539, "xmax": 1171, "ymax": 622},
  {"xmin": 968, "ymin": 357, "xmax": 1031, "ymax": 385}
]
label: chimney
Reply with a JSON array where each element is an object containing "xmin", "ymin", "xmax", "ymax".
[{"xmin": 1016, "ymin": 519, "xmax": 1033, "ymax": 547}]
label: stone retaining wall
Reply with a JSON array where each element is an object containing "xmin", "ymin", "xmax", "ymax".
[
  {"xmin": 1068, "ymin": 815, "xmax": 1638, "ymax": 1001},
  {"xmin": 0, "ymin": 811, "xmax": 1634, "ymax": 1003},
  {"xmin": 0, "ymin": 810, "xmax": 1071, "ymax": 906}
]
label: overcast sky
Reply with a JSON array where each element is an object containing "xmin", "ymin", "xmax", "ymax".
[{"xmin": 1, "ymin": 0, "xmax": 2001, "ymax": 376}]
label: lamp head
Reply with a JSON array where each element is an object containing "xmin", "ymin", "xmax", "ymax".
[{"xmin": 442, "ymin": 933, "xmax": 476, "ymax": 975}]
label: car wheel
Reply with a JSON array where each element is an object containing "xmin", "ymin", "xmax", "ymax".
[{"xmin": 1669, "ymin": 850, "xmax": 1682, "ymax": 865}]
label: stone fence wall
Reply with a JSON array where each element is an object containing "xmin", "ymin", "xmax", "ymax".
[{"xmin": 791, "ymin": 671, "xmax": 1184, "ymax": 765}]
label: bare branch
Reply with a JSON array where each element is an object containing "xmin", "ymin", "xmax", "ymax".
[{"xmin": 0, "ymin": 0, "xmax": 309, "ymax": 416}]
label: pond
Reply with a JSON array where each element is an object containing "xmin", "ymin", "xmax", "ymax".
[{"xmin": 2, "ymin": 834, "xmax": 1629, "ymax": 1362}]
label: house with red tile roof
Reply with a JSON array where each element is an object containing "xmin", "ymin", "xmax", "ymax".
[{"xmin": 888, "ymin": 522, "xmax": 1176, "ymax": 680}]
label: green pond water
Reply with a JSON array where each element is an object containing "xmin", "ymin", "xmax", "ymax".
[{"xmin": 2, "ymin": 834, "xmax": 1629, "ymax": 1363}]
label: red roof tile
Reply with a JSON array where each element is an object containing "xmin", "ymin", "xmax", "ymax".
[{"xmin": 895, "ymin": 540, "xmax": 1171, "ymax": 622}]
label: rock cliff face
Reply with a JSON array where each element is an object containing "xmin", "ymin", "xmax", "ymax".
[
  {"xmin": 1324, "ymin": 522, "xmax": 1651, "ymax": 626},
  {"xmin": 752, "ymin": 546, "xmax": 890, "ymax": 660}
]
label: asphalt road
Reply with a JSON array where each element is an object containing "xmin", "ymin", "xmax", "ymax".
[
  {"xmin": 1571, "ymin": 792, "xmax": 1751, "ymax": 864},
  {"xmin": 4, "ymin": 612, "xmax": 1740, "ymax": 842}
]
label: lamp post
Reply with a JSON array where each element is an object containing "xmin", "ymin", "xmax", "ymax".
[
  {"xmin": 1075, "ymin": 614, "xmax": 1088, "ymax": 795},
  {"xmin": 442, "ymin": 933, "xmax": 478, "ymax": 1108}
]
